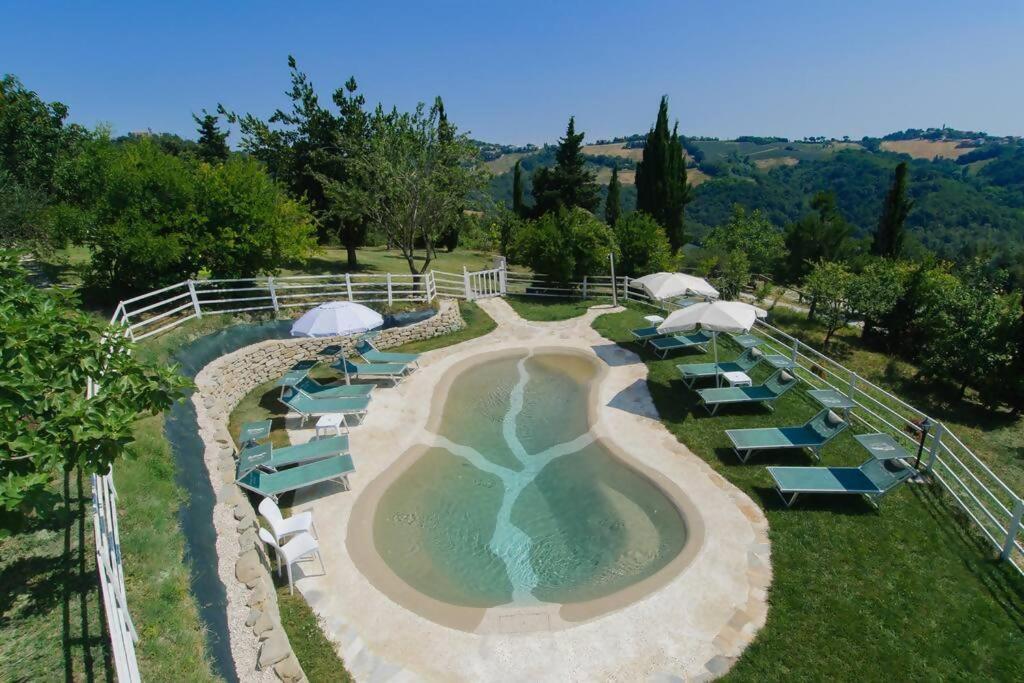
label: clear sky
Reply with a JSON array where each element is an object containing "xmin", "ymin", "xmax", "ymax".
[{"xmin": 3, "ymin": 0, "xmax": 1023, "ymax": 145}]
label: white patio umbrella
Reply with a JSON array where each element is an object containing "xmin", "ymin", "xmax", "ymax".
[
  {"xmin": 291, "ymin": 301, "xmax": 384, "ymax": 384},
  {"xmin": 631, "ymin": 272, "xmax": 720, "ymax": 301},
  {"xmin": 657, "ymin": 301, "xmax": 768, "ymax": 386}
]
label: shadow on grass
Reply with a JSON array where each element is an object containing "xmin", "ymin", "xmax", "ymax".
[{"xmin": 750, "ymin": 484, "xmax": 880, "ymax": 516}]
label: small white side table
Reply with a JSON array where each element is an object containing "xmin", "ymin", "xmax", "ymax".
[
  {"xmin": 643, "ymin": 314, "xmax": 665, "ymax": 324},
  {"xmin": 314, "ymin": 413, "xmax": 346, "ymax": 439},
  {"xmin": 722, "ymin": 371, "xmax": 752, "ymax": 387}
]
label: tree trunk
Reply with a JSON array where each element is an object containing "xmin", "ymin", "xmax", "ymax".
[
  {"xmin": 958, "ymin": 382, "xmax": 969, "ymax": 401},
  {"xmin": 346, "ymin": 245, "xmax": 358, "ymax": 269},
  {"xmin": 808, "ymin": 298, "xmax": 818, "ymax": 321}
]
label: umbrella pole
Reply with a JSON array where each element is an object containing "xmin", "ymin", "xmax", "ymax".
[
  {"xmin": 342, "ymin": 348, "xmax": 352, "ymax": 385},
  {"xmin": 713, "ymin": 330, "xmax": 720, "ymax": 387}
]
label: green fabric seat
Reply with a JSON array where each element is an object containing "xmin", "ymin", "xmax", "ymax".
[
  {"xmin": 331, "ymin": 358, "xmax": 409, "ymax": 385},
  {"xmin": 767, "ymin": 457, "xmax": 914, "ymax": 508},
  {"xmin": 279, "ymin": 387, "xmax": 371, "ymax": 422},
  {"xmin": 296, "ymin": 376, "xmax": 374, "ymax": 398},
  {"xmin": 629, "ymin": 326, "xmax": 663, "ymax": 343},
  {"xmin": 697, "ymin": 368, "xmax": 799, "ymax": 415},
  {"xmin": 236, "ymin": 435, "xmax": 350, "ymax": 479},
  {"xmin": 236, "ymin": 454, "xmax": 355, "ymax": 501},
  {"xmin": 355, "ymin": 338, "xmax": 420, "ymax": 366},
  {"xmin": 649, "ymin": 331, "xmax": 712, "ymax": 358},
  {"xmin": 677, "ymin": 348, "xmax": 762, "ymax": 388},
  {"xmin": 725, "ymin": 409, "xmax": 848, "ymax": 463}
]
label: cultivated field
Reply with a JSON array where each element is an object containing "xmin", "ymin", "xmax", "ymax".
[
  {"xmin": 880, "ymin": 139, "xmax": 974, "ymax": 159},
  {"xmin": 581, "ymin": 142, "xmax": 645, "ymax": 161},
  {"xmin": 483, "ymin": 152, "xmax": 531, "ymax": 174}
]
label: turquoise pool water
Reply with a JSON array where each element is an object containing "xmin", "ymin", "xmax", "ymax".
[{"xmin": 373, "ymin": 351, "xmax": 688, "ymax": 608}]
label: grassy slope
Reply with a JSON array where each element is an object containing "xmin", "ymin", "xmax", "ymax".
[
  {"xmin": 504, "ymin": 296, "xmax": 601, "ymax": 321},
  {"xmin": 592, "ymin": 305, "xmax": 1024, "ymax": 681},
  {"xmin": 281, "ymin": 246, "xmax": 503, "ymax": 277}
]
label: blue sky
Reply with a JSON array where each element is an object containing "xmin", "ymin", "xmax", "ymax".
[{"xmin": 3, "ymin": 1, "xmax": 1023, "ymax": 145}]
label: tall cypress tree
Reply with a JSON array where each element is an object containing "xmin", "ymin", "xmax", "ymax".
[
  {"xmin": 531, "ymin": 116, "xmax": 600, "ymax": 216},
  {"xmin": 872, "ymin": 161, "xmax": 913, "ymax": 257},
  {"xmin": 636, "ymin": 97, "xmax": 691, "ymax": 252},
  {"xmin": 512, "ymin": 159, "xmax": 525, "ymax": 217},
  {"xmin": 605, "ymin": 165, "xmax": 621, "ymax": 226},
  {"xmin": 193, "ymin": 109, "xmax": 229, "ymax": 163}
]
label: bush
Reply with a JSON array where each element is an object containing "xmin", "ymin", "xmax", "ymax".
[
  {"xmin": 510, "ymin": 208, "xmax": 617, "ymax": 283},
  {"xmin": 613, "ymin": 212, "xmax": 671, "ymax": 277}
]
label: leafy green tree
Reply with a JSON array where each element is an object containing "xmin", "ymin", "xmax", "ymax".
[
  {"xmin": 782, "ymin": 191, "xmax": 853, "ymax": 282},
  {"xmin": 0, "ymin": 170, "xmax": 48, "ymax": 249},
  {"xmin": 356, "ymin": 100, "xmax": 485, "ymax": 275},
  {"xmin": 984, "ymin": 294, "xmax": 1024, "ymax": 414},
  {"xmin": 803, "ymin": 259, "xmax": 853, "ymax": 346},
  {"xmin": 703, "ymin": 205, "xmax": 787, "ymax": 275},
  {"xmin": 635, "ymin": 96, "xmax": 691, "ymax": 252},
  {"xmin": 847, "ymin": 258, "xmax": 907, "ymax": 340},
  {"xmin": 0, "ymin": 252, "xmax": 190, "ymax": 528},
  {"xmin": 531, "ymin": 117, "xmax": 600, "ymax": 215},
  {"xmin": 489, "ymin": 203, "xmax": 521, "ymax": 256},
  {"xmin": 512, "ymin": 159, "xmax": 525, "ymax": 217},
  {"xmin": 193, "ymin": 109, "xmax": 230, "ymax": 164},
  {"xmin": 613, "ymin": 211, "xmax": 671, "ymax": 277},
  {"xmin": 709, "ymin": 249, "xmax": 751, "ymax": 300},
  {"xmin": 872, "ymin": 161, "xmax": 913, "ymax": 257},
  {"xmin": 605, "ymin": 165, "xmax": 621, "ymax": 226},
  {"xmin": 226, "ymin": 57, "xmax": 371, "ymax": 268},
  {"xmin": 0, "ymin": 75, "xmax": 81, "ymax": 191},
  {"xmin": 510, "ymin": 208, "xmax": 617, "ymax": 283}
]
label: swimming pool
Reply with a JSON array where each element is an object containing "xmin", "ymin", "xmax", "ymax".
[{"xmin": 351, "ymin": 349, "xmax": 695, "ymax": 629}]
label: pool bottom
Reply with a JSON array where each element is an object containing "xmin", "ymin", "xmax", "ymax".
[{"xmin": 347, "ymin": 348, "xmax": 705, "ymax": 633}]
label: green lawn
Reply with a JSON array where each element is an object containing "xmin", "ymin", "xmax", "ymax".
[
  {"xmin": 504, "ymin": 296, "xmax": 601, "ymax": 321},
  {"xmin": 592, "ymin": 306, "xmax": 1024, "ymax": 681},
  {"xmin": 281, "ymin": 245, "xmax": 505, "ymax": 276}
]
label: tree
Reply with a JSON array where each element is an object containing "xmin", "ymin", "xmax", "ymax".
[
  {"xmin": 847, "ymin": 258, "xmax": 907, "ymax": 341},
  {"xmin": 613, "ymin": 212, "xmax": 671, "ymax": 277},
  {"xmin": 530, "ymin": 117, "xmax": 600, "ymax": 215},
  {"xmin": 193, "ymin": 109, "xmax": 230, "ymax": 164},
  {"xmin": 605, "ymin": 165, "xmax": 621, "ymax": 226},
  {"xmin": 489, "ymin": 203, "xmax": 521, "ymax": 256},
  {"xmin": 510, "ymin": 208, "xmax": 617, "ymax": 284},
  {"xmin": 226, "ymin": 57, "xmax": 371, "ymax": 268},
  {"xmin": 803, "ymin": 260, "xmax": 853, "ymax": 346},
  {"xmin": 703, "ymin": 205, "xmax": 787, "ymax": 275},
  {"xmin": 512, "ymin": 159, "xmax": 525, "ymax": 217},
  {"xmin": 635, "ymin": 96, "xmax": 691, "ymax": 252},
  {"xmin": 782, "ymin": 191, "xmax": 853, "ymax": 283},
  {"xmin": 0, "ymin": 252, "xmax": 190, "ymax": 528},
  {"xmin": 356, "ymin": 100, "xmax": 485, "ymax": 276},
  {"xmin": 709, "ymin": 249, "xmax": 751, "ymax": 301},
  {"xmin": 872, "ymin": 161, "xmax": 913, "ymax": 257}
]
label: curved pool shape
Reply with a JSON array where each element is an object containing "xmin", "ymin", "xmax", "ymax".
[{"xmin": 351, "ymin": 349, "xmax": 696, "ymax": 630}]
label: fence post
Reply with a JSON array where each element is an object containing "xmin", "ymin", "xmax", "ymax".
[
  {"xmin": 386, "ymin": 272, "xmax": 393, "ymax": 307},
  {"xmin": 791, "ymin": 339, "xmax": 799, "ymax": 364},
  {"xmin": 608, "ymin": 253, "xmax": 617, "ymax": 306},
  {"xmin": 1001, "ymin": 498, "xmax": 1024, "ymax": 561},
  {"xmin": 847, "ymin": 372, "xmax": 858, "ymax": 402},
  {"xmin": 924, "ymin": 422, "xmax": 944, "ymax": 473},
  {"xmin": 622, "ymin": 277, "xmax": 629, "ymax": 301},
  {"xmin": 186, "ymin": 279, "xmax": 202, "ymax": 319},
  {"xmin": 345, "ymin": 273, "xmax": 353, "ymax": 301},
  {"xmin": 499, "ymin": 259, "xmax": 507, "ymax": 295},
  {"xmin": 463, "ymin": 266, "xmax": 472, "ymax": 300},
  {"xmin": 582, "ymin": 276, "xmax": 588, "ymax": 300},
  {"xmin": 268, "ymin": 276, "xmax": 279, "ymax": 313}
]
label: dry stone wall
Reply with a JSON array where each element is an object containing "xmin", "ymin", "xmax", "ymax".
[{"xmin": 190, "ymin": 299, "xmax": 463, "ymax": 681}]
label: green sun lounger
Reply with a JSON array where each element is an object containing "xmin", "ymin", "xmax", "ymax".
[
  {"xmin": 235, "ymin": 454, "xmax": 355, "ymax": 501},
  {"xmin": 629, "ymin": 326, "xmax": 663, "ymax": 344},
  {"xmin": 697, "ymin": 368, "xmax": 799, "ymax": 415},
  {"xmin": 355, "ymin": 337, "xmax": 420, "ymax": 367},
  {"xmin": 725, "ymin": 409, "xmax": 848, "ymax": 463},
  {"xmin": 236, "ymin": 435, "xmax": 350, "ymax": 479},
  {"xmin": 331, "ymin": 358, "xmax": 409, "ymax": 385},
  {"xmin": 238, "ymin": 420, "xmax": 272, "ymax": 448},
  {"xmin": 677, "ymin": 347, "xmax": 763, "ymax": 388},
  {"xmin": 649, "ymin": 331, "xmax": 713, "ymax": 358},
  {"xmin": 767, "ymin": 457, "xmax": 914, "ymax": 508},
  {"xmin": 279, "ymin": 386, "xmax": 371, "ymax": 423}
]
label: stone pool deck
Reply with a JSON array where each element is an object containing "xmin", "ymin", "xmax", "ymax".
[{"xmin": 287, "ymin": 298, "xmax": 772, "ymax": 681}]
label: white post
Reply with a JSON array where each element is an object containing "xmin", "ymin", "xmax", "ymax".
[
  {"xmin": 924, "ymin": 422, "xmax": 944, "ymax": 473},
  {"xmin": 268, "ymin": 276, "xmax": 279, "ymax": 313},
  {"xmin": 1001, "ymin": 498, "xmax": 1024, "ymax": 561},
  {"xmin": 186, "ymin": 279, "xmax": 202, "ymax": 318},
  {"xmin": 791, "ymin": 340, "xmax": 799, "ymax": 364},
  {"xmin": 847, "ymin": 372, "xmax": 857, "ymax": 403},
  {"xmin": 345, "ymin": 273, "xmax": 353, "ymax": 301},
  {"xmin": 582, "ymin": 276, "xmax": 588, "ymax": 300},
  {"xmin": 608, "ymin": 253, "xmax": 617, "ymax": 306},
  {"xmin": 499, "ymin": 259, "xmax": 507, "ymax": 295},
  {"xmin": 386, "ymin": 272, "xmax": 393, "ymax": 307},
  {"xmin": 622, "ymin": 276, "xmax": 629, "ymax": 301},
  {"xmin": 463, "ymin": 266, "xmax": 472, "ymax": 300}
]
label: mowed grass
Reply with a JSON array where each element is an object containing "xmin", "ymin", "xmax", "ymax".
[
  {"xmin": 282, "ymin": 245, "xmax": 504, "ymax": 277},
  {"xmin": 592, "ymin": 305, "xmax": 1024, "ymax": 681},
  {"xmin": 504, "ymin": 296, "xmax": 602, "ymax": 321}
]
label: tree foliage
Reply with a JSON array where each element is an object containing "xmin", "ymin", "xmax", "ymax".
[
  {"xmin": 512, "ymin": 159, "xmax": 525, "ymax": 217},
  {"xmin": 703, "ymin": 204, "xmax": 787, "ymax": 276},
  {"xmin": 613, "ymin": 211, "xmax": 671, "ymax": 277},
  {"xmin": 605, "ymin": 165, "xmax": 621, "ymax": 226},
  {"xmin": 510, "ymin": 208, "xmax": 617, "ymax": 284},
  {"xmin": 530, "ymin": 117, "xmax": 600, "ymax": 216},
  {"xmin": 193, "ymin": 109, "xmax": 230, "ymax": 164},
  {"xmin": 872, "ymin": 161, "xmax": 912, "ymax": 257},
  {"xmin": 781, "ymin": 191, "xmax": 854, "ymax": 282},
  {"xmin": 803, "ymin": 259, "xmax": 853, "ymax": 345},
  {"xmin": 635, "ymin": 96, "xmax": 691, "ymax": 252},
  {"xmin": 0, "ymin": 253, "xmax": 190, "ymax": 528}
]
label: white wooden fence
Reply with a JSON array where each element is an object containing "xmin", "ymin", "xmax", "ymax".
[{"xmin": 94, "ymin": 263, "xmax": 1023, "ymax": 679}]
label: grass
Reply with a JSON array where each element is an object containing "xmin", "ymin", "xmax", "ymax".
[
  {"xmin": 389, "ymin": 300, "xmax": 496, "ymax": 353},
  {"xmin": 592, "ymin": 305, "xmax": 1024, "ymax": 681},
  {"xmin": 282, "ymin": 245, "xmax": 503, "ymax": 277},
  {"xmin": 504, "ymin": 296, "xmax": 600, "ymax": 321}
]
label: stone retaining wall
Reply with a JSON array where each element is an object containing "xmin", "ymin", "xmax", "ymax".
[{"xmin": 190, "ymin": 299, "xmax": 463, "ymax": 681}]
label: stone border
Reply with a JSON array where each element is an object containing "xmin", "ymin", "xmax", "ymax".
[{"xmin": 190, "ymin": 300, "xmax": 464, "ymax": 681}]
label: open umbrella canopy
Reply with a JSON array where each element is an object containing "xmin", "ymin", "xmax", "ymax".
[
  {"xmin": 656, "ymin": 300, "xmax": 767, "ymax": 335},
  {"xmin": 631, "ymin": 272, "xmax": 719, "ymax": 300},
  {"xmin": 290, "ymin": 301, "xmax": 384, "ymax": 338}
]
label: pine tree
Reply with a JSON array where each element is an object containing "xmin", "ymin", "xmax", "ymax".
[
  {"xmin": 531, "ymin": 116, "xmax": 600, "ymax": 216},
  {"xmin": 872, "ymin": 161, "xmax": 913, "ymax": 257},
  {"xmin": 512, "ymin": 159, "xmax": 525, "ymax": 217},
  {"xmin": 635, "ymin": 97, "xmax": 691, "ymax": 252},
  {"xmin": 193, "ymin": 109, "xmax": 229, "ymax": 163},
  {"xmin": 605, "ymin": 165, "xmax": 621, "ymax": 225}
]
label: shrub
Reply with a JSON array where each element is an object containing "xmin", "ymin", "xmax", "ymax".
[
  {"xmin": 510, "ymin": 208, "xmax": 617, "ymax": 283},
  {"xmin": 613, "ymin": 212, "xmax": 672, "ymax": 277}
]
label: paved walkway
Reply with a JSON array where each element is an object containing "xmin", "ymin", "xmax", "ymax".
[{"xmin": 287, "ymin": 298, "xmax": 771, "ymax": 682}]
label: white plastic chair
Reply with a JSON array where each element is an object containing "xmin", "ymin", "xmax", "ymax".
[
  {"xmin": 258, "ymin": 497, "xmax": 317, "ymax": 543},
  {"xmin": 258, "ymin": 528, "xmax": 323, "ymax": 594}
]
